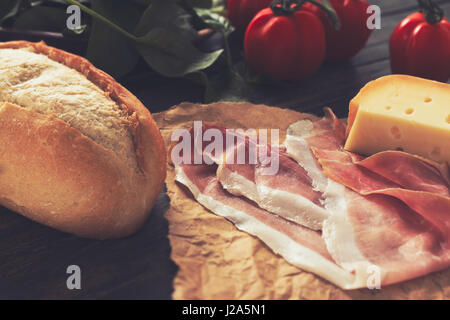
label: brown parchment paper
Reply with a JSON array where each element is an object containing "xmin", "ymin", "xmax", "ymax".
[{"xmin": 154, "ymin": 102, "xmax": 450, "ymax": 300}]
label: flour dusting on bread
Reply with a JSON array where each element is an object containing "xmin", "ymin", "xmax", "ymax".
[{"xmin": 0, "ymin": 48, "xmax": 136, "ymax": 169}]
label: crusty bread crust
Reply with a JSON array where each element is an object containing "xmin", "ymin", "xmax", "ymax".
[{"xmin": 0, "ymin": 41, "xmax": 166, "ymax": 239}]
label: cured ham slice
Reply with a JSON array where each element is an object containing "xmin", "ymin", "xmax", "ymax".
[
  {"xmin": 175, "ymin": 162, "xmax": 360, "ymax": 289},
  {"xmin": 312, "ymin": 148, "xmax": 450, "ymax": 242},
  {"xmin": 308, "ymin": 109, "xmax": 450, "ymax": 244},
  {"xmin": 176, "ymin": 122, "xmax": 330, "ymax": 230},
  {"xmin": 172, "ymin": 108, "xmax": 449, "ymax": 289},
  {"xmin": 173, "ymin": 120, "xmax": 372, "ymax": 289},
  {"xmin": 217, "ymin": 136, "xmax": 329, "ymax": 230},
  {"xmin": 352, "ymin": 152, "xmax": 450, "ymax": 193},
  {"xmin": 286, "ymin": 109, "xmax": 450, "ymax": 287}
]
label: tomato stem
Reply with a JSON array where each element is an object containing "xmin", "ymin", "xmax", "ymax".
[
  {"xmin": 308, "ymin": 0, "xmax": 341, "ymax": 30},
  {"xmin": 270, "ymin": 0, "xmax": 340, "ymax": 30},
  {"xmin": 418, "ymin": 0, "xmax": 444, "ymax": 24},
  {"xmin": 270, "ymin": 0, "xmax": 306, "ymax": 16}
]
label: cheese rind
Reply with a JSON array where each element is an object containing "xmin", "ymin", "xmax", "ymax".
[{"xmin": 345, "ymin": 75, "xmax": 450, "ymax": 165}]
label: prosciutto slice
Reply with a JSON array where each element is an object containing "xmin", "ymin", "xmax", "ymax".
[
  {"xmin": 285, "ymin": 108, "xmax": 450, "ymax": 287},
  {"xmin": 172, "ymin": 108, "xmax": 450, "ymax": 289},
  {"xmin": 312, "ymin": 148, "xmax": 450, "ymax": 242},
  {"xmin": 177, "ymin": 122, "xmax": 330, "ymax": 230},
  {"xmin": 172, "ymin": 122, "xmax": 367, "ymax": 288},
  {"xmin": 175, "ymin": 161, "xmax": 360, "ymax": 288},
  {"xmin": 217, "ymin": 133, "xmax": 329, "ymax": 230}
]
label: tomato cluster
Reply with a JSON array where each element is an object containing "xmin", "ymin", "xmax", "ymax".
[
  {"xmin": 228, "ymin": 0, "xmax": 450, "ymax": 83},
  {"xmin": 228, "ymin": 0, "xmax": 373, "ymax": 81}
]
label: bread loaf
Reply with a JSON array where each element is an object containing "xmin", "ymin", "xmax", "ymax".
[{"xmin": 0, "ymin": 41, "xmax": 166, "ymax": 239}]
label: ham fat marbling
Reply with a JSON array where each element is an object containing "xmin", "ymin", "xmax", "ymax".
[{"xmin": 173, "ymin": 110, "xmax": 450, "ymax": 289}]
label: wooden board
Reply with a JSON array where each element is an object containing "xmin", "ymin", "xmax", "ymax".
[
  {"xmin": 0, "ymin": 0, "xmax": 448, "ymax": 299},
  {"xmin": 0, "ymin": 191, "xmax": 177, "ymax": 299}
]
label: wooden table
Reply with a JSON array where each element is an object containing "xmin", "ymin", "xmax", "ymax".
[{"xmin": 0, "ymin": 0, "xmax": 448, "ymax": 299}]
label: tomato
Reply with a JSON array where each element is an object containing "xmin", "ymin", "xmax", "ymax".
[
  {"xmin": 390, "ymin": 9, "xmax": 450, "ymax": 82},
  {"xmin": 244, "ymin": 5, "xmax": 326, "ymax": 81},
  {"xmin": 302, "ymin": 0, "xmax": 373, "ymax": 62},
  {"xmin": 227, "ymin": 0, "xmax": 273, "ymax": 35}
]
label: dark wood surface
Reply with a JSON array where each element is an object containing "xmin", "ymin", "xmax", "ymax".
[{"xmin": 0, "ymin": 0, "xmax": 448, "ymax": 300}]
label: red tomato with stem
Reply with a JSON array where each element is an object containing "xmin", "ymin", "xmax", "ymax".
[
  {"xmin": 227, "ymin": 0, "xmax": 273, "ymax": 35},
  {"xmin": 302, "ymin": 0, "xmax": 373, "ymax": 63},
  {"xmin": 390, "ymin": 3, "xmax": 450, "ymax": 83},
  {"xmin": 244, "ymin": 2, "xmax": 327, "ymax": 81}
]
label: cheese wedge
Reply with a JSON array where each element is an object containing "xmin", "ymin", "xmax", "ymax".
[{"xmin": 345, "ymin": 75, "xmax": 450, "ymax": 165}]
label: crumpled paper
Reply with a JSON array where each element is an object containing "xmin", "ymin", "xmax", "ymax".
[{"xmin": 154, "ymin": 102, "xmax": 450, "ymax": 300}]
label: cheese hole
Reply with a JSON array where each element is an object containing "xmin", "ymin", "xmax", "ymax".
[
  {"xmin": 405, "ymin": 108, "xmax": 414, "ymax": 115},
  {"xmin": 390, "ymin": 126, "xmax": 402, "ymax": 139},
  {"xmin": 446, "ymin": 115, "xmax": 450, "ymax": 124},
  {"xmin": 385, "ymin": 106, "xmax": 392, "ymax": 110},
  {"xmin": 424, "ymin": 97, "xmax": 432, "ymax": 103}
]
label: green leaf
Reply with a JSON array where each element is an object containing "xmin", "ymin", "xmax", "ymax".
[
  {"xmin": 186, "ymin": 0, "xmax": 213, "ymax": 8},
  {"xmin": 210, "ymin": 0, "xmax": 226, "ymax": 14},
  {"xmin": 86, "ymin": 0, "xmax": 141, "ymax": 78},
  {"xmin": 186, "ymin": 71, "xmax": 217, "ymax": 102},
  {"xmin": 195, "ymin": 7, "xmax": 234, "ymax": 35},
  {"xmin": 212, "ymin": 0, "xmax": 225, "ymax": 6},
  {"xmin": 44, "ymin": 0, "xmax": 90, "ymax": 4},
  {"xmin": 134, "ymin": 0, "xmax": 196, "ymax": 39},
  {"xmin": 212, "ymin": 61, "xmax": 261, "ymax": 102},
  {"xmin": 66, "ymin": 0, "xmax": 227, "ymax": 81},
  {"xmin": 0, "ymin": 0, "xmax": 22, "ymax": 24},
  {"xmin": 128, "ymin": 0, "xmax": 152, "ymax": 7},
  {"xmin": 135, "ymin": 27, "xmax": 223, "ymax": 77},
  {"xmin": 13, "ymin": 5, "xmax": 67, "ymax": 31},
  {"xmin": 133, "ymin": 0, "xmax": 223, "ymax": 77},
  {"xmin": 188, "ymin": 60, "xmax": 262, "ymax": 103}
]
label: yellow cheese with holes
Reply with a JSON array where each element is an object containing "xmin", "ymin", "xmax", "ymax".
[{"xmin": 345, "ymin": 75, "xmax": 450, "ymax": 164}]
